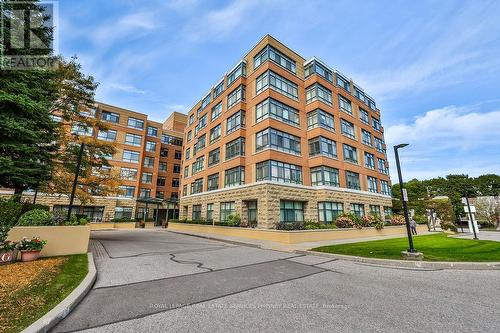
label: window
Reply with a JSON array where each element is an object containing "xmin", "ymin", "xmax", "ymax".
[
  {"xmin": 173, "ymin": 164, "xmax": 181, "ymax": 173},
  {"xmin": 336, "ymin": 73, "xmax": 350, "ymax": 92},
  {"xmin": 189, "ymin": 114, "xmax": 194, "ymax": 125},
  {"xmin": 254, "ymin": 45, "xmax": 296, "ymax": 73},
  {"xmin": 141, "ymin": 172, "xmax": 153, "ymax": 184},
  {"xmin": 372, "ymin": 118, "xmax": 381, "ymax": 131},
  {"xmin": 159, "ymin": 162, "xmax": 167, "ymax": 172},
  {"xmin": 172, "ymin": 178, "xmax": 180, "ymax": 187},
  {"xmin": 191, "ymin": 179, "xmax": 203, "ymax": 195},
  {"xmin": 128, "ymin": 117, "xmax": 144, "ymax": 129},
  {"xmin": 345, "ymin": 171, "xmax": 361, "ymax": 190},
  {"xmin": 227, "ymin": 85, "xmax": 245, "ymax": 109},
  {"xmin": 280, "ymin": 201, "xmax": 304, "ymax": 223},
  {"xmin": 256, "ymin": 160, "xmax": 302, "ymax": 184},
  {"xmin": 125, "ymin": 133, "xmax": 142, "ymax": 147},
  {"xmin": 171, "ymin": 192, "xmax": 179, "ymax": 199},
  {"xmin": 368, "ymin": 176, "xmax": 378, "ymax": 193},
  {"xmin": 370, "ymin": 205, "xmax": 381, "ymax": 217},
  {"xmin": 318, "ymin": 202, "xmax": 343, "ymax": 223},
  {"xmin": 226, "ymin": 110, "xmax": 245, "ymax": 134},
  {"xmin": 51, "ymin": 115, "xmax": 62, "ymax": 122},
  {"xmin": 101, "ymin": 111, "xmax": 120, "ymax": 123},
  {"xmin": 360, "ymin": 108, "xmax": 369, "ymax": 124},
  {"xmin": 175, "ymin": 150, "xmax": 182, "ymax": 160},
  {"xmin": 211, "ymin": 102, "xmax": 222, "ymax": 121},
  {"xmin": 384, "ymin": 207, "xmax": 393, "ymax": 219},
  {"xmin": 192, "ymin": 156, "xmax": 205, "ymax": 174},
  {"xmin": 156, "ymin": 191, "xmax": 164, "ymax": 199},
  {"xmin": 365, "ymin": 152, "xmax": 375, "ymax": 169},
  {"xmin": 143, "ymin": 156, "xmax": 154, "ymax": 168},
  {"xmin": 147, "ymin": 126, "xmax": 158, "ymax": 137},
  {"xmin": 139, "ymin": 188, "xmax": 151, "ymax": 198},
  {"xmin": 195, "ymin": 114, "xmax": 208, "ymax": 134},
  {"xmin": 350, "ymin": 203, "xmax": 365, "ymax": 218},
  {"xmin": 71, "ymin": 123, "xmax": 93, "ymax": 136},
  {"xmin": 378, "ymin": 159, "xmax": 388, "ymax": 174},
  {"xmin": 306, "ymin": 83, "xmax": 332, "ymax": 105},
  {"xmin": 225, "ymin": 137, "xmax": 245, "ymax": 159},
  {"xmin": 161, "ymin": 135, "xmax": 183, "ymax": 146},
  {"xmin": 145, "ymin": 141, "xmax": 156, "ymax": 152},
  {"xmin": 184, "ymin": 166, "xmax": 189, "ymax": 178},
  {"xmin": 182, "ymin": 185, "xmax": 188, "ymax": 196},
  {"xmin": 207, "ymin": 203, "xmax": 214, "ymax": 222},
  {"xmin": 220, "ymin": 202, "xmax": 236, "ymax": 222},
  {"xmin": 194, "ymin": 135, "xmax": 206, "ymax": 154},
  {"xmin": 256, "ymin": 128, "xmax": 301, "ymax": 155},
  {"xmin": 120, "ymin": 167, "xmax": 137, "ymax": 180},
  {"xmin": 307, "ymin": 109, "xmax": 334, "ymax": 131},
  {"xmin": 338, "ymin": 95, "xmax": 352, "ymax": 114},
  {"xmin": 247, "ymin": 201, "xmax": 257, "ymax": 224},
  {"xmin": 225, "ymin": 166, "xmax": 244, "ymax": 187},
  {"xmin": 255, "ymin": 98, "xmax": 299, "ymax": 125},
  {"xmin": 185, "ymin": 148, "xmax": 191, "ymax": 160},
  {"xmin": 214, "ymin": 81, "xmax": 224, "ymax": 98},
  {"xmin": 187, "ymin": 131, "xmax": 192, "ymax": 142},
  {"xmin": 192, "ymin": 205, "xmax": 202, "ymax": 220},
  {"xmin": 375, "ymin": 137, "xmax": 385, "ymax": 153},
  {"xmin": 118, "ymin": 186, "xmax": 135, "ymax": 198},
  {"xmin": 210, "ymin": 124, "xmax": 221, "ymax": 143},
  {"xmin": 310, "ymin": 166, "xmax": 339, "ymax": 186},
  {"xmin": 160, "ymin": 148, "xmax": 168, "ymax": 157},
  {"xmin": 256, "ymin": 70, "xmax": 298, "ymax": 100},
  {"xmin": 196, "ymin": 107, "xmax": 202, "ymax": 118},
  {"xmin": 114, "ymin": 207, "xmax": 132, "ymax": 219},
  {"xmin": 381, "ymin": 180, "xmax": 391, "ymax": 195},
  {"xmin": 157, "ymin": 177, "xmax": 166, "ymax": 187},
  {"xmin": 341, "ymin": 119, "xmax": 355, "ymax": 139},
  {"xmin": 367, "ymin": 97, "xmax": 376, "ymax": 110},
  {"xmin": 97, "ymin": 129, "xmax": 117, "ymax": 142},
  {"xmin": 208, "ymin": 148, "xmax": 220, "ymax": 166},
  {"xmin": 207, "ymin": 173, "xmax": 219, "ymax": 191},
  {"xmin": 309, "ymin": 136, "xmax": 337, "ymax": 158},
  {"xmin": 361, "ymin": 130, "xmax": 372, "ymax": 146},
  {"xmin": 304, "ymin": 60, "xmax": 333, "ymax": 82},
  {"xmin": 122, "ymin": 150, "xmax": 140, "ymax": 163},
  {"xmin": 343, "ymin": 144, "xmax": 358, "ymax": 163},
  {"xmin": 227, "ymin": 61, "xmax": 246, "ymax": 87},
  {"xmin": 201, "ymin": 93, "xmax": 211, "ymax": 110}
]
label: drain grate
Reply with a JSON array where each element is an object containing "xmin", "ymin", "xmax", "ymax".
[{"xmin": 89, "ymin": 240, "xmax": 108, "ymax": 259}]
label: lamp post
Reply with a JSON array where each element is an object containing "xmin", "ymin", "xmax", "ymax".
[
  {"xmin": 393, "ymin": 143, "xmax": 416, "ymax": 253},
  {"xmin": 67, "ymin": 141, "xmax": 85, "ymax": 222}
]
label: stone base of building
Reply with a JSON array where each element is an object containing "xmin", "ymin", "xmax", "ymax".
[{"xmin": 179, "ymin": 181, "xmax": 392, "ymax": 229}]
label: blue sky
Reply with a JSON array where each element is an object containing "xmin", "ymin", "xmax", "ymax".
[{"xmin": 58, "ymin": 0, "xmax": 500, "ymax": 182}]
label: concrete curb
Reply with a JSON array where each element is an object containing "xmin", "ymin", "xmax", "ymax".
[
  {"xmin": 167, "ymin": 230, "xmax": 261, "ymax": 248},
  {"xmin": 298, "ymin": 250, "xmax": 500, "ymax": 270},
  {"xmin": 22, "ymin": 252, "xmax": 97, "ymax": 333}
]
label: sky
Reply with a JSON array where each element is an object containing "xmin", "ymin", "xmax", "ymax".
[{"xmin": 57, "ymin": 0, "xmax": 500, "ymax": 182}]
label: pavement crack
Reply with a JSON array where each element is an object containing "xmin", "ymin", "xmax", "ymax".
[{"xmin": 169, "ymin": 253, "xmax": 213, "ymax": 272}]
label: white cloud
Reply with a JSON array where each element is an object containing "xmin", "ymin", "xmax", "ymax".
[
  {"xmin": 385, "ymin": 106, "xmax": 500, "ymax": 181},
  {"xmin": 108, "ymin": 83, "xmax": 146, "ymax": 95},
  {"xmin": 164, "ymin": 103, "xmax": 189, "ymax": 113}
]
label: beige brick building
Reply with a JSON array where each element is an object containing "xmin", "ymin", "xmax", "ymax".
[{"xmin": 180, "ymin": 35, "xmax": 393, "ymax": 228}]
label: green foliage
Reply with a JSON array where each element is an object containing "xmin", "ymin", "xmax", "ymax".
[
  {"xmin": 17, "ymin": 237, "xmax": 47, "ymax": 251},
  {"xmin": 441, "ymin": 221, "xmax": 458, "ymax": 233},
  {"xmin": 304, "ymin": 220, "xmax": 337, "ymax": 230},
  {"xmin": 334, "ymin": 213, "xmax": 360, "ymax": 228},
  {"xmin": 17, "ymin": 209, "xmax": 55, "ymax": 226},
  {"xmin": 276, "ymin": 221, "xmax": 304, "ymax": 230}
]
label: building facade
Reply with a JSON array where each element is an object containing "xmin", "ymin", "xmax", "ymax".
[
  {"xmin": 179, "ymin": 35, "xmax": 392, "ymax": 228},
  {"xmin": 1, "ymin": 103, "xmax": 187, "ymax": 223}
]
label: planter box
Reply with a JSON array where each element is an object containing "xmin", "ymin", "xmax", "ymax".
[
  {"xmin": 7, "ymin": 226, "xmax": 90, "ymax": 257},
  {"xmin": 168, "ymin": 222, "xmax": 429, "ymax": 244}
]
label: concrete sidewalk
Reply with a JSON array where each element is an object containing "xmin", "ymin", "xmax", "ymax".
[
  {"xmin": 451, "ymin": 231, "xmax": 500, "ymax": 242},
  {"xmin": 167, "ymin": 228, "xmax": 428, "ymax": 252}
]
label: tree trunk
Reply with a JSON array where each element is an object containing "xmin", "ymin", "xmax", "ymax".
[{"xmin": 12, "ymin": 187, "xmax": 24, "ymax": 202}]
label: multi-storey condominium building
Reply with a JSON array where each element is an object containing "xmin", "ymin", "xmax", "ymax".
[
  {"xmin": 1, "ymin": 102, "xmax": 187, "ymax": 223},
  {"xmin": 179, "ymin": 35, "xmax": 392, "ymax": 228}
]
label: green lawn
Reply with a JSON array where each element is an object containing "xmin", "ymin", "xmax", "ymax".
[
  {"xmin": 312, "ymin": 233, "xmax": 500, "ymax": 262},
  {"xmin": 0, "ymin": 254, "xmax": 88, "ymax": 333}
]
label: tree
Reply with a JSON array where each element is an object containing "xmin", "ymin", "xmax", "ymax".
[
  {"xmin": 0, "ymin": 1, "xmax": 59, "ymax": 199},
  {"xmin": 44, "ymin": 57, "xmax": 123, "ymax": 204},
  {"xmin": 475, "ymin": 197, "xmax": 500, "ymax": 229}
]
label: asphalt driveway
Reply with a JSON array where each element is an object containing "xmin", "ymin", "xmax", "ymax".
[{"xmin": 52, "ymin": 229, "xmax": 500, "ymax": 333}]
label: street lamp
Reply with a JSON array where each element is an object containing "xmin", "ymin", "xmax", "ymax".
[
  {"xmin": 393, "ymin": 143, "xmax": 416, "ymax": 253},
  {"xmin": 67, "ymin": 141, "xmax": 85, "ymax": 222}
]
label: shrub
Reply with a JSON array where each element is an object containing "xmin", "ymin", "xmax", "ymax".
[
  {"xmin": 441, "ymin": 221, "xmax": 458, "ymax": 232},
  {"xmin": 276, "ymin": 221, "xmax": 304, "ymax": 230},
  {"xmin": 335, "ymin": 214, "xmax": 356, "ymax": 228},
  {"xmin": 17, "ymin": 237, "xmax": 47, "ymax": 251},
  {"xmin": 391, "ymin": 215, "xmax": 406, "ymax": 226},
  {"xmin": 227, "ymin": 214, "xmax": 241, "ymax": 227},
  {"xmin": 0, "ymin": 240, "xmax": 17, "ymax": 252},
  {"xmin": 17, "ymin": 209, "xmax": 55, "ymax": 226},
  {"xmin": 304, "ymin": 220, "xmax": 337, "ymax": 230}
]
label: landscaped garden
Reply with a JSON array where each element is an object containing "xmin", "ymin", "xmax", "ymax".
[
  {"xmin": 312, "ymin": 233, "xmax": 500, "ymax": 262},
  {"xmin": 0, "ymin": 254, "xmax": 88, "ymax": 333}
]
